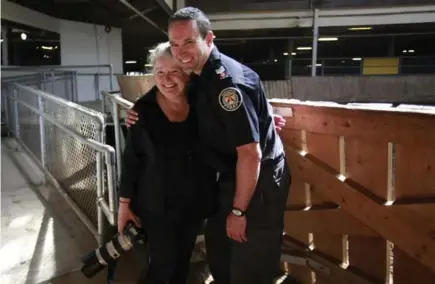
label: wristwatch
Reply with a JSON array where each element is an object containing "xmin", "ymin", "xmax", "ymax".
[{"xmin": 231, "ymin": 207, "xmax": 246, "ymax": 217}]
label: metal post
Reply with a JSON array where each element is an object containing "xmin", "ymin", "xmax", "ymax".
[
  {"xmin": 51, "ymin": 70, "xmax": 55, "ymax": 94},
  {"xmin": 73, "ymin": 72, "xmax": 78, "ymax": 102},
  {"xmin": 311, "ymin": 8, "xmax": 319, "ymax": 77},
  {"xmin": 321, "ymin": 59, "xmax": 325, "ymax": 76},
  {"xmin": 65, "ymin": 72, "xmax": 70, "ymax": 101},
  {"xmin": 4, "ymin": 91, "xmax": 10, "ymax": 133},
  {"xmin": 106, "ymin": 151, "xmax": 118, "ymax": 225},
  {"xmin": 40, "ymin": 72, "xmax": 46, "ymax": 91},
  {"xmin": 38, "ymin": 96, "xmax": 46, "ymax": 169},
  {"xmin": 69, "ymin": 72, "xmax": 75, "ymax": 102},
  {"xmin": 285, "ymin": 39, "xmax": 293, "ymax": 79},
  {"xmin": 13, "ymin": 86, "xmax": 20, "ymax": 138},
  {"xmin": 94, "ymin": 73, "xmax": 100, "ymax": 101},
  {"xmin": 96, "ymin": 152, "xmax": 104, "ymax": 245},
  {"xmin": 112, "ymin": 100, "xmax": 122, "ymax": 183}
]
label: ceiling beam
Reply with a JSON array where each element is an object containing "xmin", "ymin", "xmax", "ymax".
[
  {"xmin": 208, "ymin": 5, "xmax": 435, "ymax": 30},
  {"xmin": 118, "ymin": 0, "xmax": 167, "ymax": 35},
  {"xmin": 154, "ymin": 0, "xmax": 173, "ymax": 16}
]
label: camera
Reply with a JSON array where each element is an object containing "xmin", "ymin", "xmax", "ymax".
[{"xmin": 80, "ymin": 221, "xmax": 147, "ymax": 278}]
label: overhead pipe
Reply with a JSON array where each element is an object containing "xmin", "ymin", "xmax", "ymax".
[{"xmin": 119, "ymin": 0, "xmax": 167, "ymax": 35}]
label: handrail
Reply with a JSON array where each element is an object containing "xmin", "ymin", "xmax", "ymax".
[
  {"xmin": 101, "ymin": 91, "xmax": 134, "ymax": 182},
  {"xmin": 3, "ymin": 83, "xmax": 119, "ymax": 243},
  {"xmin": 102, "ymin": 91, "xmax": 134, "ymax": 109},
  {"xmin": 14, "ymin": 83, "xmax": 105, "ymax": 127},
  {"xmin": 2, "ymin": 64, "xmax": 113, "ymax": 70},
  {"xmin": 3, "ymin": 64, "xmax": 115, "ymax": 112},
  {"xmin": 8, "ymin": 93, "xmax": 118, "ymax": 224}
]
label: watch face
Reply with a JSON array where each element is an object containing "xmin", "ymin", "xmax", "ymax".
[{"xmin": 232, "ymin": 209, "xmax": 243, "ymax": 216}]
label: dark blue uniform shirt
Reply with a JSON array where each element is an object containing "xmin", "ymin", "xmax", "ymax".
[{"xmin": 190, "ymin": 47, "xmax": 284, "ymax": 173}]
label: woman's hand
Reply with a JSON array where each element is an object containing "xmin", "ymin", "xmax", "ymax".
[{"xmin": 117, "ymin": 201, "xmax": 141, "ymax": 234}]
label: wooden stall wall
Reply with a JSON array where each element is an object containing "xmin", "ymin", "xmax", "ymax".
[{"xmin": 271, "ymin": 100, "xmax": 435, "ymax": 284}]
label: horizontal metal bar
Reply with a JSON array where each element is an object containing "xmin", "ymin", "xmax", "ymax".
[
  {"xmin": 2, "ymin": 76, "xmax": 73, "ymax": 84},
  {"xmin": 215, "ymin": 31, "xmax": 435, "ymax": 42},
  {"xmin": 2, "ymin": 64, "xmax": 112, "ymax": 70},
  {"xmin": 7, "ymin": 93, "xmax": 114, "ymax": 155},
  {"xmin": 102, "ymin": 91, "xmax": 134, "ymax": 109},
  {"xmin": 13, "ymin": 83, "xmax": 105, "ymax": 127}
]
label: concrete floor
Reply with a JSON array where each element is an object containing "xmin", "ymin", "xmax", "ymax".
[
  {"xmin": 0, "ymin": 138, "xmax": 210, "ymax": 284},
  {"xmin": 0, "ymin": 137, "xmax": 294, "ymax": 284}
]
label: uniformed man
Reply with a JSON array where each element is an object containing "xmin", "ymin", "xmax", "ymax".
[{"xmin": 127, "ymin": 7, "xmax": 291, "ymax": 284}]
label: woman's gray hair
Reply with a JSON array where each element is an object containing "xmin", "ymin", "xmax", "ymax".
[{"xmin": 147, "ymin": 41, "xmax": 173, "ymax": 73}]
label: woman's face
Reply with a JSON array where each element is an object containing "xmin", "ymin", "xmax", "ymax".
[{"xmin": 154, "ymin": 54, "xmax": 189, "ymax": 99}]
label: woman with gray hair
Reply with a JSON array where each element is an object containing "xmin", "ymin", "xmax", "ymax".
[{"xmin": 117, "ymin": 41, "xmax": 217, "ymax": 284}]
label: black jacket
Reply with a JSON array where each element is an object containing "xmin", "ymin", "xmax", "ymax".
[{"xmin": 119, "ymin": 86, "xmax": 217, "ymax": 220}]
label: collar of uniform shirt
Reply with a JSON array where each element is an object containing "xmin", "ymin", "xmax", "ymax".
[{"xmin": 198, "ymin": 46, "xmax": 222, "ymax": 81}]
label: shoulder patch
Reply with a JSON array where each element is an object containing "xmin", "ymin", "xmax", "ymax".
[
  {"xmin": 218, "ymin": 87, "xmax": 243, "ymax": 112},
  {"xmin": 215, "ymin": 65, "xmax": 229, "ymax": 80}
]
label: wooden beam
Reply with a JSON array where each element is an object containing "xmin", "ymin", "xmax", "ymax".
[
  {"xmin": 271, "ymin": 102, "xmax": 435, "ymax": 147},
  {"xmin": 282, "ymin": 235, "xmax": 381, "ymax": 284},
  {"xmin": 285, "ymin": 204, "xmax": 435, "ymax": 238},
  {"xmin": 285, "ymin": 145, "xmax": 435, "ymax": 273}
]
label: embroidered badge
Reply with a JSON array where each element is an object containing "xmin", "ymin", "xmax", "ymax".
[
  {"xmin": 218, "ymin": 87, "xmax": 243, "ymax": 112},
  {"xmin": 215, "ymin": 66, "xmax": 229, "ymax": 80}
]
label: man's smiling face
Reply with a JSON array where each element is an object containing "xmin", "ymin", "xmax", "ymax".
[{"xmin": 168, "ymin": 19, "xmax": 212, "ymax": 74}]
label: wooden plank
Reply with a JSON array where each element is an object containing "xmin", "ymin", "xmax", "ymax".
[
  {"xmin": 306, "ymin": 132, "xmax": 340, "ymax": 207},
  {"xmin": 271, "ymin": 102, "xmax": 435, "ymax": 146},
  {"xmin": 283, "ymin": 236, "xmax": 380, "ymax": 284},
  {"xmin": 285, "ymin": 209, "xmax": 377, "ymax": 236},
  {"xmin": 346, "ymin": 137, "xmax": 389, "ymax": 282},
  {"xmin": 304, "ymin": 132, "xmax": 344, "ymax": 283},
  {"xmin": 285, "ymin": 204, "xmax": 435, "ymax": 238},
  {"xmin": 285, "ymin": 145, "xmax": 435, "ymax": 273},
  {"xmin": 395, "ymin": 144, "xmax": 435, "ymax": 201},
  {"xmin": 393, "ymin": 248, "xmax": 435, "ymax": 284},
  {"xmin": 394, "ymin": 143, "xmax": 435, "ymax": 282},
  {"xmin": 280, "ymin": 128, "xmax": 312, "ymax": 282}
]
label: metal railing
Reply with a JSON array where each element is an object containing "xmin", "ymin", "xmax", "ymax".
[
  {"xmin": 2, "ymin": 82, "xmax": 118, "ymax": 245},
  {"xmin": 101, "ymin": 91, "xmax": 134, "ymax": 183},
  {"xmin": 2, "ymin": 64, "xmax": 116, "ymax": 113},
  {"xmin": 1, "ymin": 71, "xmax": 78, "ymax": 102}
]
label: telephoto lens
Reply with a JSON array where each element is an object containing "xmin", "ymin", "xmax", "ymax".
[{"xmin": 80, "ymin": 221, "xmax": 147, "ymax": 278}]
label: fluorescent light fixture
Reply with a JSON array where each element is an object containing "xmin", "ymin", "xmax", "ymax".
[
  {"xmin": 307, "ymin": 63, "xmax": 322, "ymax": 67},
  {"xmin": 297, "ymin": 47, "xmax": 312, "ymax": 50},
  {"xmin": 409, "ymin": 49, "xmax": 415, "ymax": 53},
  {"xmin": 274, "ymin": 59, "xmax": 278, "ymax": 62},
  {"xmin": 352, "ymin": 58, "xmax": 362, "ymax": 61},
  {"xmin": 348, "ymin": 27, "xmax": 372, "ymax": 31},
  {"xmin": 125, "ymin": 60, "xmax": 137, "ymax": 64},
  {"xmin": 41, "ymin": 46, "xmax": 53, "ymax": 50},
  {"xmin": 403, "ymin": 50, "xmax": 407, "ymax": 53},
  {"xmin": 0, "ymin": 39, "xmax": 3, "ymax": 42},
  {"xmin": 292, "ymin": 52, "xmax": 296, "ymax": 56},
  {"xmin": 283, "ymin": 52, "xmax": 288, "ymax": 56},
  {"xmin": 318, "ymin": 37, "xmax": 338, "ymax": 41},
  {"xmin": 21, "ymin": 33, "xmax": 27, "ymax": 40},
  {"xmin": 145, "ymin": 64, "xmax": 153, "ymax": 67}
]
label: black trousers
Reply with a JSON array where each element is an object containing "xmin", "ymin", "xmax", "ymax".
[
  {"xmin": 205, "ymin": 156, "xmax": 291, "ymax": 284},
  {"xmin": 137, "ymin": 213, "xmax": 204, "ymax": 284}
]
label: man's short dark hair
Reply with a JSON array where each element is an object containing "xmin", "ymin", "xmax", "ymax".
[{"xmin": 169, "ymin": 7, "xmax": 212, "ymax": 39}]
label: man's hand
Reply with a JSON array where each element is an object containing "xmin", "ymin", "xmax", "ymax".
[
  {"xmin": 273, "ymin": 114, "xmax": 286, "ymax": 132},
  {"xmin": 126, "ymin": 109, "xmax": 139, "ymax": 128},
  {"xmin": 226, "ymin": 214, "xmax": 247, "ymax": 243}
]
